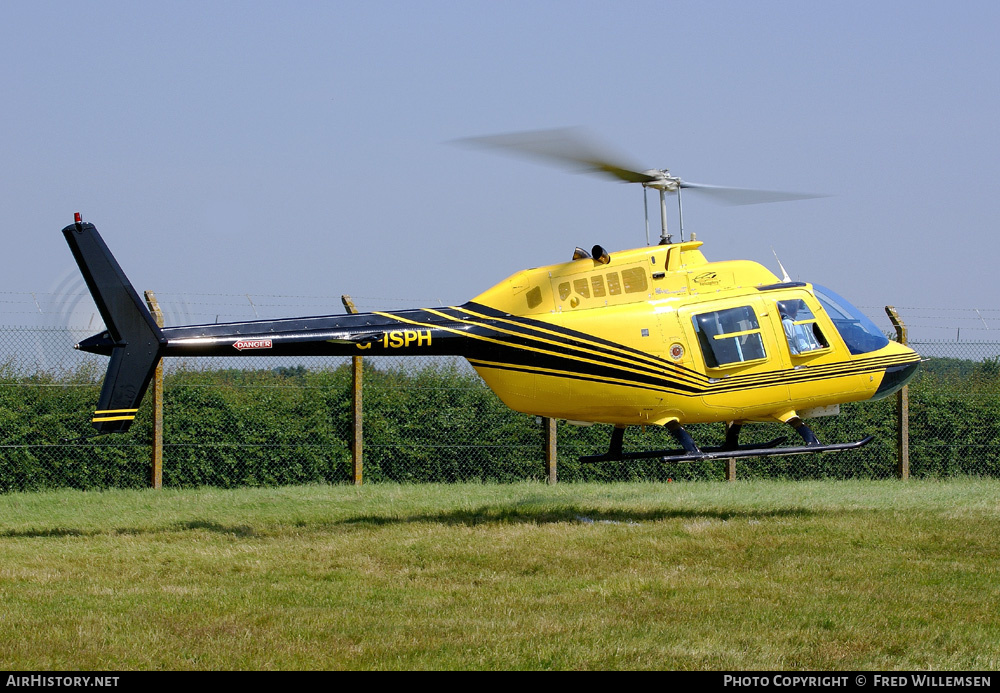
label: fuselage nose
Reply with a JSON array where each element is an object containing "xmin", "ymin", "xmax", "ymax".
[{"xmin": 871, "ymin": 345, "xmax": 921, "ymax": 400}]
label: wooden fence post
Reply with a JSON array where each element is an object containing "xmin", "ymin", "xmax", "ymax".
[
  {"xmin": 885, "ymin": 306, "xmax": 910, "ymax": 480},
  {"xmin": 543, "ymin": 417, "xmax": 557, "ymax": 484},
  {"xmin": 341, "ymin": 295, "xmax": 363, "ymax": 485},
  {"xmin": 144, "ymin": 290, "xmax": 164, "ymax": 490}
]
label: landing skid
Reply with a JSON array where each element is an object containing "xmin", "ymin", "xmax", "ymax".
[{"xmin": 579, "ymin": 425, "xmax": 874, "ymax": 464}]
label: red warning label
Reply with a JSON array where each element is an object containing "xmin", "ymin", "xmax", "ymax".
[{"xmin": 233, "ymin": 339, "xmax": 273, "ymax": 351}]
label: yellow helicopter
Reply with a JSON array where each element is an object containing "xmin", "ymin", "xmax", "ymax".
[{"xmin": 64, "ymin": 130, "xmax": 919, "ymax": 463}]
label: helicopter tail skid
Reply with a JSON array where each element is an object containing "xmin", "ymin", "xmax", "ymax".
[{"xmin": 62, "ymin": 217, "xmax": 165, "ymax": 433}]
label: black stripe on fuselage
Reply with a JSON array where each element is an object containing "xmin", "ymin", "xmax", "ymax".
[
  {"xmin": 380, "ymin": 304, "xmax": 705, "ymax": 395},
  {"xmin": 439, "ymin": 303, "xmax": 706, "ymax": 386}
]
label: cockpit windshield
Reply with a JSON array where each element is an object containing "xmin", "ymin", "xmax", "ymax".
[{"xmin": 812, "ymin": 285, "xmax": 889, "ymax": 355}]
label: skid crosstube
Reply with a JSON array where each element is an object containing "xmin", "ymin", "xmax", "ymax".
[{"xmin": 579, "ymin": 436, "xmax": 875, "ymax": 464}]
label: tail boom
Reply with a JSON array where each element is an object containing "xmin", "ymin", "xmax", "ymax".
[{"xmin": 65, "ymin": 220, "xmax": 479, "ymax": 432}]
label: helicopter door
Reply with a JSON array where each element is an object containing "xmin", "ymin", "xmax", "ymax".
[
  {"xmin": 680, "ymin": 299, "xmax": 789, "ymax": 420},
  {"xmin": 771, "ymin": 293, "xmax": 867, "ymax": 406}
]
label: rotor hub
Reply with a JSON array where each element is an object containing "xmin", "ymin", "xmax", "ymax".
[{"xmin": 640, "ymin": 170, "xmax": 681, "ymax": 192}]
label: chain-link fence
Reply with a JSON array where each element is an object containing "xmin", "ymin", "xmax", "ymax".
[
  {"xmin": 2, "ymin": 293, "xmax": 998, "ymax": 491},
  {"xmin": 904, "ymin": 340, "xmax": 1000, "ymax": 478}
]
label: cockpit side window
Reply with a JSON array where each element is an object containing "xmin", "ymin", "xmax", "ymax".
[{"xmin": 777, "ymin": 299, "xmax": 828, "ymax": 355}]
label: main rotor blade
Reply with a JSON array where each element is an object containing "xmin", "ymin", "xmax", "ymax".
[
  {"xmin": 456, "ymin": 128, "xmax": 828, "ymax": 205},
  {"xmin": 455, "ymin": 127, "xmax": 659, "ymax": 184},
  {"xmin": 679, "ymin": 181, "xmax": 827, "ymax": 206}
]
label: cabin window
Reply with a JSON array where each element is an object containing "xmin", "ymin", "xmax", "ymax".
[
  {"xmin": 693, "ymin": 306, "xmax": 767, "ymax": 368},
  {"xmin": 592, "ymin": 275, "xmax": 606, "ymax": 297},
  {"xmin": 606, "ymin": 272, "xmax": 622, "ymax": 295},
  {"xmin": 574, "ymin": 278, "xmax": 590, "ymax": 298},
  {"xmin": 622, "ymin": 267, "xmax": 648, "ymax": 294},
  {"xmin": 777, "ymin": 299, "xmax": 828, "ymax": 355},
  {"xmin": 558, "ymin": 282, "xmax": 571, "ymax": 300},
  {"xmin": 526, "ymin": 286, "xmax": 542, "ymax": 309}
]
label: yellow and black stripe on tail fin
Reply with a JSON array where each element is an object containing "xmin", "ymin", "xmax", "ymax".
[{"xmin": 63, "ymin": 219, "xmax": 165, "ymax": 433}]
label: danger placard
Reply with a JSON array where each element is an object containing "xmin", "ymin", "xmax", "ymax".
[{"xmin": 233, "ymin": 339, "xmax": 273, "ymax": 351}]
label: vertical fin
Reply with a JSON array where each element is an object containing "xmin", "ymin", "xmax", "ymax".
[{"xmin": 63, "ymin": 220, "xmax": 164, "ymax": 433}]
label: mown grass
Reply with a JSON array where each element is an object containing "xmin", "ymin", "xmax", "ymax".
[{"xmin": 0, "ymin": 479, "xmax": 997, "ymax": 670}]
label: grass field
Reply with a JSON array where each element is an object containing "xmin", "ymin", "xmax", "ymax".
[{"xmin": 0, "ymin": 479, "xmax": 998, "ymax": 670}]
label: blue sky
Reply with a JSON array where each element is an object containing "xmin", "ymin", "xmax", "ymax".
[{"xmin": 3, "ymin": 1, "xmax": 999, "ymax": 337}]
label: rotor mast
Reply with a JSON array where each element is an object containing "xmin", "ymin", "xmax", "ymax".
[{"xmin": 641, "ymin": 170, "xmax": 685, "ymax": 245}]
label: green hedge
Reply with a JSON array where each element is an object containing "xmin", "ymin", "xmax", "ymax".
[{"xmin": 1, "ymin": 357, "xmax": 998, "ymax": 491}]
